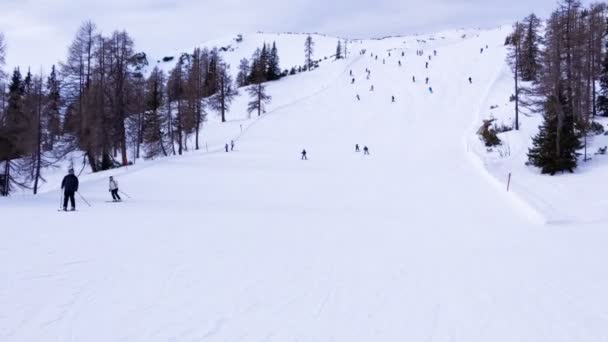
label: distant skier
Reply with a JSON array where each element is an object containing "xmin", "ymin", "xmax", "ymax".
[
  {"xmin": 428, "ymin": 87, "xmax": 434, "ymax": 94},
  {"xmin": 351, "ymin": 78, "xmax": 355, "ymax": 84},
  {"xmin": 480, "ymin": 48, "xmax": 484, "ymax": 54},
  {"xmin": 355, "ymin": 144, "xmax": 360, "ymax": 152},
  {"xmin": 383, "ymin": 59, "xmax": 385, "ymax": 64},
  {"xmin": 370, "ymin": 85, "xmax": 374, "ymax": 91},
  {"xmin": 412, "ymin": 76, "xmax": 416, "ymax": 83},
  {"xmin": 428, "ymin": 55, "xmax": 432, "ymax": 61},
  {"xmin": 231, "ymin": 140, "xmax": 235, "ymax": 151},
  {"xmin": 225, "ymin": 143, "xmax": 229, "ymax": 152},
  {"xmin": 363, "ymin": 146, "xmax": 370, "ymax": 155},
  {"xmin": 61, "ymin": 168, "xmax": 79, "ymax": 211},
  {"xmin": 402, "ymin": 51, "xmax": 405, "ymax": 57},
  {"xmin": 350, "ymin": 70, "xmax": 353, "ymax": 76},
  {"xmin": 389, "ymin": 52, "xmax": 391, "ymax": 56},
  {"xmin": 356, "ymin": 94, "xmax": 361, "ymax": 101},
  {"xmin": 109, "ymin": 176, "xmax": 121, "ymax": 202},
  {"xmin": 425, "ymin": 77, "xmax": 429, "ymax": 84},
  {"xmin": 425, "ymin": 62, "xmax": 429, "ymax": 69},
  {"xmin": 398, "ymin": 60, "xmax": 402, "ymax": 66},
  {"xmin": 301, "ymin": 149, "xmax": 308, "ymax": 160},
  {"xmin": 375, "ymin": 56, "xmax": 378, "ymax": 60},
  {"xmin": 391, "ymin": 95, "xmax": 395, "ymax": 103},
  {"xmin": 434, "ymin": 50, "xmax": 437, "ymax": 56},
  {"xmin": 468, "ymin": 77, "xmax": 472, "ymax": 84}
]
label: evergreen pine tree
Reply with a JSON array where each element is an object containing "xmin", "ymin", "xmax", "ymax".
[
  {"xmin": 247, "ymin": 48, "xmax": 262, "ymax": 84},
  {"xmin": 44, "ymin": 65, "xmax": 61, "ymax": 150},
  {"xmin": 520, "ymin": 14, "xmax": 542, "ymax": 82},
  {"xmin": 335, "ymin": 40, "xmax": 343, "ymax": 60},
  {"xmin": 597, "ymin": 39, "xmax": 608, "ymax": 116},
  {"xmin": 1, "ymin": 69, "xmax": 27, "ymax": 195},
  {"xmin": 5, "ymin": 69, "xmax": 27, "ymax": 156},
  {"xmin": 528, "ymin": 95, "xmax": 582, "ymax": 175},
  {"xmin": 260, "ymin": 43, "xmax": 269, "ymax": 79},
  {"xmin": 267, "ymin": 42, "xmax": 281, "ymax": 81},
  {"xmin": 204, "ymin": 48, "xmax": 220, "ymax": 96},
  {"xmin": 304, "ymin": 35, "xmax": 314, "ymax": 70},
  {"xmin": 236, "ymin": 58, "xmax": 250, "ymax": 87}
]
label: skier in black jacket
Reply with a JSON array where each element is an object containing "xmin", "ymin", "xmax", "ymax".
[{"xmin": 61, "ymin": 168, "xmax": 79, "ymax": 211}]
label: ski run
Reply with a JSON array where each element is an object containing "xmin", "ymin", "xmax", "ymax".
[{"xmin": 3, "ymin": 26, "xmax": 608, "ymax": 341}]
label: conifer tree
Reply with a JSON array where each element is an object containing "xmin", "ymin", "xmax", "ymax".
[
  {"xmin": 247, "ymin": 83, "xmax": 271, "ymax": 118},
  {"xmin": 304, "ymin": 35, "xmax": 314, "ymax": 70},
  {"xmin": 44, "ymin": 65, "xmax": 61, "ymax": 149},
  {"xmin": 335, "ymin": 40, "xmax": 343, "ymax": 60},
  {"xmin": 5, "ymin": 69, "xmax": 27, "ymax": 156},
  {"xmin": 267, "ymin": 42, "xmax": 281, "ymax": 81},
  {"xmin": 143, "ymin": 67, "xmax": 168, "ymax": 159},
  {"xmin": 520, "ymin": 14, "xmax": 542, "ymax": 82},
  {"xmin": 507, "ymin": 22, "xmax": 525, "ymax": 130},
  {"xmin": 209, "ymin": 63, "xmax": 238, "ymax": 122},
  {"xmin": 1, "ymin": 69, "xmax": 29, "ymax": 195},
  {"xmin": 248, "ymin": 48, "xmax": 263, "ymax": 84},
  {"xmin": 597, "ymin": 38, "xmax": 608, "ymax": 116},
  {"xmin": 237, "ymin": 58, "xmax": 250, "ymax": 87},
  {"xmin": 168, "ymin": 57, "xmax": 186, "ymax": 155},
  {"xmin": 185, "ymin": 48, "xmax": 207, "ymax": 151},
  {"xmin": 528, "ymin": 95, "xmax": 581, "ymax": 174}
]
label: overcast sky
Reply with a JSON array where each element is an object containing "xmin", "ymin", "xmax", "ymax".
[{"xmin": 0, "ymin": 0, "xmax": 589, "ymax": 71}]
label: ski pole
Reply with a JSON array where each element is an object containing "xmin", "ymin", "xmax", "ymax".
[
  {"xmin": 119, "ymin": 190, "xmax": 132, "ymax": 199},
  {"xmin": 59, "ymin": 193, "xmax": 63, "ymax": 209},
  {"xmin": 77, "ymin": 192, "xmax": 92, "ymax": 207}
]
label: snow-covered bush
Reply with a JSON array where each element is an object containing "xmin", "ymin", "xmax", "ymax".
[{"xmin": 477, "ymin": 119, "xmax": 501, "ymax": 147}]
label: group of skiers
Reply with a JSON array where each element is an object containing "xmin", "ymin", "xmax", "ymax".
[
  {"xmin": 225, "ymin": 140, "xmax": 235, "ymax": 152},
  {"xmin": 416, "ymin": 49, "xmax": 437, "ymax": 57},
  {"xmin": 301, "ymin": 145, "xmax": 370, "ymax": 160},
  {"xmin": 59, "ymin": 169, "xmax": 123, "ymax": 211},
  {"xmin": 355, "ymin": 144, "xmax": 370, "ymax": 155}
]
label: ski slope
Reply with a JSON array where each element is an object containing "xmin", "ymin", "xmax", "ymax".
[{"xmin": 3, "ymin": 27, "xmax": 608, "ymax": 341}]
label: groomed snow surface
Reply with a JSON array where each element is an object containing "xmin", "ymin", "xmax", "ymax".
[{"xmin": 3, "ymin": 27, "xmax": 608, "ymax": 341}]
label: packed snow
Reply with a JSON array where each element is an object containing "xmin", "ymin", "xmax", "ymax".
[{"xmin": 3, "ymin": 26, "xmax": 608, "ymax": 341}]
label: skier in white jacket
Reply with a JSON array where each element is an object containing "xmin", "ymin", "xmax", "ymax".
[{"xmin": 109, "ymin": 176, "xmax": 121, "ymax": 202}]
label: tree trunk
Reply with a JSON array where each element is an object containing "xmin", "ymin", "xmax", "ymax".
[
  {"xmin": 121, "ymin": 127, "xmax": 128, "ymax": 165},
  {"xmin": 515, "ymin": 41, "xmax": 520, "ymax": 131},
  {"xmin": 33, "ymin": 80, "xmax": 43, "ymax": 194},
  {"xmin": 177, "ymin": 99, "xmax": 183, "ymax": 155}
]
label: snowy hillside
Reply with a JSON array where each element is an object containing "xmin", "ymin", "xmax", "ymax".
[
  {"xmin": 152, "ymin": 32, "xmax": 345, "ymax": 78},
  {"xmin": 469, "ymin": 61, "xmax": 608, "ymax": 224},
  {"xmin": 4, "ymin": 26, "xmax": 608, "ymax": 341}
]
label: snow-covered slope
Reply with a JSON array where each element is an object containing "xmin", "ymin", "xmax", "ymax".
[
  {"xmin": 469, "ymin": 59, "xmax": 608, "ymax": 224},
  {"xmin": 3, "ymin": 27, "xmax": 608, "ymax": 341}
]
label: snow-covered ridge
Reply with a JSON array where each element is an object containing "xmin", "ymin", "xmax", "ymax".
[{"xmin": 149, "ymin": 32, "xmax": 346, "ymax": 79}]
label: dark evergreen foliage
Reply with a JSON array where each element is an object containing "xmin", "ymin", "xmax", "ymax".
[{"xmin": 528, "ymin": 95, "xmax": 582, "ymax": 175}]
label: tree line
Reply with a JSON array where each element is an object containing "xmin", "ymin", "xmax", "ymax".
[
  {"xmin": 507, "ymin": 1, "xmax": 608, "ymax": 175},
  {"xmin": 0, "ymin": 22, "xmax": 316, "ymax": 196}
]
